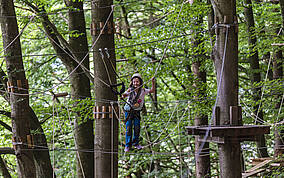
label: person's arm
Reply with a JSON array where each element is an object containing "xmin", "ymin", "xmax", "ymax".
[
  {"xmin": 149, "ymin": 77, "xmax": 155, "ymax": 93},
  {"xmin": 122, "ymin": 88, "xmax": 131, "ymax": 98}
]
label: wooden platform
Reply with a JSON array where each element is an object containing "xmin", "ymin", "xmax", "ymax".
[{"xmin": 186, "ymin": 125, "xmax": 270, "ymax": 143}]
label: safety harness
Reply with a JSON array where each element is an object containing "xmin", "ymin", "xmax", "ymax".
[{"xmin": 125, "ymin": 88, "xmax": 142, "ymax": 122}]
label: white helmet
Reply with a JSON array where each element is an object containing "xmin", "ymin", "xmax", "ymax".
[{"xmin": 131, "ymin": 73, "xmax": 142, "ymax": 81}]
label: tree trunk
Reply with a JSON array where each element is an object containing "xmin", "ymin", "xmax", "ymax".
[
  {"xmin": 28, "ymin": 107, "xmax": 54, "ymax": 178},
  {"xmin": 0, "ymin": 0, "xmax": 36, "ymax": 177},
  {"xmin": 0, "ymin": 156, "xmax": 11, "ymax": 178},
  {"xmin": 0, "ymin": 54, "xmax": 53, "ymax": 177},
  {"xmin": 64, "ymin": 1, "xmax": 94, "ymax": 177},
  {"xmin": 280, "ymin": 0, "xmax": 284, "ymax": 28},
  {"xmin": 273, "ymin": 50, "xmax": 283, "ymax": 156},
  {"xmin": 211, "ymin": 0, "xmax": 241, "ymax": 177},
  {"xmin": 92, "ymin": 0, "xmax": 118, "ymax": 177},
  {"xmin": 120, "ymin": 4, "xmax": 131, "ymax": 38},
  {"xmin": 25, "ymin": 1, "xmax": 94, "ymax": 176},
  {"xmin": 193, "ymin": 62, "xmax": 210, "ymax": 178},
  {"xmin": 192, "ymin": 12, "xmax": 210, "ymax": 178},
  {"xmin": 244, "ymin": 0, "xmax": 269, "ymax": 158},
  {"xmin": 273, "ymin": 25, "xmax": 283, "ymax": 156},
  {"xmin": 0, "ymin": 66, "xmax": 53, "ymax": 177}
]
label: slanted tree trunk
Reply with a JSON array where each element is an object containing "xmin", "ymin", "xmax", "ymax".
[
  {"xmin": 0, "ymin": 67, "xmax": 53, "ymax": 177},
  {"xmin": 211, "ymin": 0, "xmax": 241, "ymax": 177},
  {"xmin": 92, "ymin": 0, "xmax": 118, "ymax": 177},
  {"xmin": 244, "ymin": 0, "xmax": 269, "ymax": 158},
  {"xmin": 64, "ymin": 1, "xmax": 94, "ymax": 177},
  {"xmin": 0, "ymin": 156, "xmax": 11, "ymax": 178},
  {"xmin": 0, "ymin": 0, "xmax": 36, "ymax": 177},
  {"xmin": 24, "ymin": 1, "xmax": 94, "ymax": 176}
]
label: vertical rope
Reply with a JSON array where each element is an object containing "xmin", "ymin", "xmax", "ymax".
[
  {"xmin": 65, "ymin": 100, "xmax": 86, "ymax": 178},
  {"xmin": 111, "ymin": 102, "xmax": 114, "ymax": 178},
  {"xmin": 63, "ymin": 97, "xmax": 75, "ymax": 177},
  {"xmin": 147, "ymin": 156, "xmax": 154, "ymax": 178},
  {"xmin": 52, "ymin": 99, "xmax": 55, "ymax": 178},
  {"xmin": 187, "ymin": 101, "xmax": 191, "ymax": 178},
  {"xmin": 177, "ymin": 101, "xmax": 182, "ymax": 177},
  {"xmin": 255, "ymin": 55, "xmax": 272, "ymax": 123}
]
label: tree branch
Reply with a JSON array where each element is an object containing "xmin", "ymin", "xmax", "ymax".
[
  {"xmin": 210, "ymin": 0, "xmax": 223, "ymax": 22},
  {"xmin": 0, "ymin": 68, "xmax": 9, "ymax": 102},
  {"xmin": 0, "ymin": 112, "xmax": 12, "ymax": 132},
  {"xmin": 170, "ymin": 71, "xmax": 187, "ymax": 90},
  {"xmin": 0, "ymin": 147, "xmax": 14, "ymax": 155},
  {"xmin": 23, "ymin": 1, "xmax": 94, "ymax": 84},
  {"xmin": 160, "ymin": 78, "xmax": 176, "ymax": 96}
]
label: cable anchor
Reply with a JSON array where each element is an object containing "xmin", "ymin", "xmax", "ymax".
[
  {"xmin": 104, "ymin": 48, "xmax": 110, "ymax": 58},
  {"xmin": 99, "ymin": 48, "xmax": 104, "ymax": 59}
]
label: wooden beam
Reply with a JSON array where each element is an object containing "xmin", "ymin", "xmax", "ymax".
[
  {"xmin": 214, "ymin": 106, "xmax": 220, "ymax": 126},
  {"xmin": 185, "ymin": 126, "xmax": 201, "ymax": 135},
  {"xmin": 186, "ymin": 125, "xmax": 270, "ymax": 137},
  {"xmin": 245, "ymin": 159, "xmax": 272, "ymax": 174},
  {"xmin": 242, "ymin": 168, "xmax": 265, "ymax": 178}
]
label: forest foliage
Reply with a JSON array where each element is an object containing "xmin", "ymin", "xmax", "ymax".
[{"xmin": 0, "ymin": 0, "xmax": 283, "ymax": 177}]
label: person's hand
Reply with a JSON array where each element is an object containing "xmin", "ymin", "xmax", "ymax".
[
  {"xmin": 121, "ymin": 93, "xmax": 128, "ymax": 98},
  {"xmin": 151, "ymin": 77, "xmax": 155, "ymax": 82}
]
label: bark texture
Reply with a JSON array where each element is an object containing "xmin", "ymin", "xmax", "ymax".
[
  {"xmin": 274, "ymin": 0, "xmax": 284, "ymax": 157},
  {"xmin": 24, "ymin": 1, "xmax": 94, "ymax": 176},
  {"xmin": 65, "ymin": 1, "xmax": 94, "ymax": 177},
  {"xmin": 192, "ymin": 12, "xmax": 210, "ymax": 178},
  {"xmin": 0, "ymin": 52, "xmax": 53, "ymax": 178},
  {"xmin": 0, "ymin": 156, "xmax": 11, "ymax": 178},
  {"xmin": 92, "ymin": 0, "xmax": 118, "ymax": 177},
  {"xmin": 244, "ymin": 0, "xmax": 269, "ymax": 158},
  {"xmin": 211, "ymin": 0, "xmax": 241, "ymax": 177},
  {"xmin": 0, "ymin": 0, "xmax": 36, "ymax": 177}
]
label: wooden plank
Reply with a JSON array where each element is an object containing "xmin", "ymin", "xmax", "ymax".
[
  {"xmin": 230, "ymin": 106, "xmax": 239, "ymax": 126},
  {"xmin": 245, "ymin": 159, "xmax": 272, "ymax": 173},
  {"xmin": 214, "ymin": 106, "xmax": 220, "ymax": 126},
  {"xmin": 251, "ymin": 157, "xmax": 272, "ymax": 166},
  {"xmin": 185, "ymin": 126, "xmax": 200, "ymax": 135},
  {"xmin": 238, "ymin": 106, "xmax": 243, "ymax": 125},
  {"xmin": 206, "ymin": 125, "xmax": 270, "ymax": 137},
  {"xmin": 17, "ymin": 80, "xmax": 22, "ymax": 90},
  {"xmin": 186, "ymin": 125, "xmax": 270, "ymax": 137},
  {"xmin": 242, "ymin": 168, "xmax": 265, "ymax": 178},
  {"xmin": 102, "ymin": 106, "xmax": 106, "ymax": 119},
  {"xmin": 109, "ymin": 106, "xmax": 113, "ymax": 118},
  {"xmin": 270, "ymin": 163, "xmax": 281, "ymax": 167},
  {"xmin": 100, "ymin": 22, "xmax": 104, "ymax": 34}
]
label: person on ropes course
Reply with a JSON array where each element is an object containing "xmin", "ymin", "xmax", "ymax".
[{"xmin": 122, "ymin": 73, "xmax": 155, "ymax": 152}]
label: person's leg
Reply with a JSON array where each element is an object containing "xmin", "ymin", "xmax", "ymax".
[
  {"xmin": 125, "ymin": 112, "xmax": 133, "ymax": 149},
  {"xmin": 133, "ymin": 112, "xmax": 141, "ymax": 147}
]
